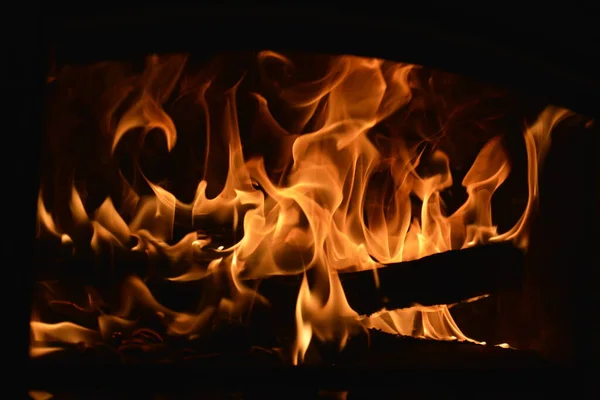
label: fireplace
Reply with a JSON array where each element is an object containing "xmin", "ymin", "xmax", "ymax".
[{"xmin": 19, "ymin": 5, "xmax": 599, "ymax": 398}]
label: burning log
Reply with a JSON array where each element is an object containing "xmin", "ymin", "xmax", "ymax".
[
  {"xmin": 339, "ymin": 241, "xmax": 525, "ymax": 315},
  {"xmin": 34, "ymin": 237, "xmax": 524, "ymax": 318},
  {"xmin": 29, "ymin": 329, "xmax": 552, "ymax": 396},
  {"xmin": 259, "ymin": 242, "xmax": 524, "ymax": 316},
  {"xmin": 29, "ymin": 324, "xmax": 547, "ymax": 369}
]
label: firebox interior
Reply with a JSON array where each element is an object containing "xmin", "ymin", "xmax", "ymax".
[{"xmin": 31, "ymin": 50, "xmax": 592, "ymax": 372}]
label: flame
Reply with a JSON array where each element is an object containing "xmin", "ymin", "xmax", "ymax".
[
  {"xmin": 30, "ymin": 321, "xmax": 101, "ymax": 357},
  {"xmin": 33, "ymin": 51, "xmax": 579, "ymax": 363},
  {"xmin": 293, "ymin": 270, "xmax": 359, "ymax": 364},
  {"xmin": 28, "ymin": 391, "xmax": 53, "ymax": 400}
]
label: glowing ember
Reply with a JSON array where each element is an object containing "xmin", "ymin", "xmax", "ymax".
[{"xmin": 32, "ymin": 51, "xmax": 574, "ymax": 364}]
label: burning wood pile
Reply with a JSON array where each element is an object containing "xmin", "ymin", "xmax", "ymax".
[{"xmin": 31, "ymin": 50, "xmax": 582, "ymax": 373}]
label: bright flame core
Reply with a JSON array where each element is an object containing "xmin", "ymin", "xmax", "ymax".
[{"xmin": 33, "ymin": 52, "xmax": 573, "ymax": 364}]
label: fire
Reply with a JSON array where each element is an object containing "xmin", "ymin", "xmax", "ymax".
[{"xmin": 32, "ymin": 51, "xmax": 575, "ymax": 364}]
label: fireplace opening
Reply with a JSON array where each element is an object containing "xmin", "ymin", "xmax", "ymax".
[{"xmin": 29, "ymin": 49, "xmax": 596, "ymax": 397}]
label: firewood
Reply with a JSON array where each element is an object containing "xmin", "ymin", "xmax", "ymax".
[
  {"xmin": 33, "ymin": 236, "xmax": 524, "ymax": 317},
  {"xmin": 258, "ymin": 242, "xmax": 524, "ymax": 316},
  {"xmin": 29, "ymin": 329, "xmax": 551, "ymax": 395},
  {"xmin": 339, "ymin": 241, "xmax": 524, "ymax": 315}
]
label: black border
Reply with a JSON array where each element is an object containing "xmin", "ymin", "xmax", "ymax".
[{"xmin": 11, "ymin": 4, "xmax": 600, "ymax": 396}]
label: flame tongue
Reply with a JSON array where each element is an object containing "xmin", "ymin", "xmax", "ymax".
[
  {"xmin": 293, "ymin": 268, "xmax": 360, "ymax": 364},
  {"xmin": 33, "ymin": 51, "xmax": 577, "ymax": 364}
]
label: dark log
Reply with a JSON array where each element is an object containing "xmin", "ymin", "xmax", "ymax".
[
  {"xmin": 226, "ymin": 242, "xmax": 524, "ymax": 319},
  {"xmin": 29, "ymin": 330, "xmax": 547, "ymax": 369},
  {"xmin": 339, "ymin": 241, "xmax": 524, "ymax": 315},
  {"xmin": 33, "ymin": 238, "xmax": 524, "ymax": 318},
  {"xmin": 29, "ymin": 329, "xmax": 555, "ymax": 396},
  {"xmin": 259, "ymin": 242, "xmax": 524, "ymax": 316}
]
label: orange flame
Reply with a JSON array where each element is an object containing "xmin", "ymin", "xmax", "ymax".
[
  {"xmin": 30, "ymin": 321, "xmax": 101, "ymax": 357},
  {"xmin": 33, "ymin": 51, "xmax": 579, "ymax": 363}
]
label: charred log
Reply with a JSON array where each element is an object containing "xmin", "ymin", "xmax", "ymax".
[
  {"xmin": 339, "ymin": 241, "xmax": 524, "ymax": 315},
  {"xmin": 33, "ymin": 240, "xmax": 524, "ymax": 318},
  {"xmin": 29, "ymin": 328, "xmax": 552, "ymax": 396},
  {"xmin": 260, "ymin": 242, "xmax": 524, "ymax": 316}
]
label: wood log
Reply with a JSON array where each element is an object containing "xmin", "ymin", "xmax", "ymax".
[
  {"xmin": 29, "ymin": 329, "xmax": 553, "ymax": 396},
  {"xmin": 33, "ymin": 238, "xmax": 524, "ymax": 317},
  {"xmin": 259, "ymin": 242, "xmax": 524, "ymax": 316},
  {"xmin": 29, "ymin": 328, "xmax": 547, "ymax": 369},
  {"xmin": 339, "ymin": 241, "xmax": 524, "ymax": 315}
]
